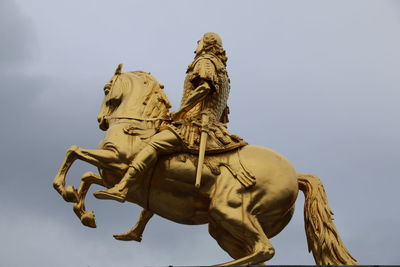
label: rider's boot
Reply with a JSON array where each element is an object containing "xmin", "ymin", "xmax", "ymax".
[
  {"xmin": 93, "ymin": 166, "xmax": 137, "ymax": 203},
  {"xmin": 94, "ymin": 144, "xmax": 158, "ymax": 203}
]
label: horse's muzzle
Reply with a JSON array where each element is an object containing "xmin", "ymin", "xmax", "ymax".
[{"xmin": 98, "ymin": 116, "xmax": 109, "ymax": 131}]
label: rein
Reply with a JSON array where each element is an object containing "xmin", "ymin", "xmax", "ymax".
[{"xmin": 104, "ymin": 116, "xmax": 169, "ymax": 122}]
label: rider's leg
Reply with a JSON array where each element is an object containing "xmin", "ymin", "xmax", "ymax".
[{"xmin": 94, "ymin": 130, "xmax": 182, "ymax": 202}]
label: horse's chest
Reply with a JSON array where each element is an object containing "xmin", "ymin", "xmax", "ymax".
[{"xmin": 98, "ymin": 122, "xmax": 142, "ymax": 160}]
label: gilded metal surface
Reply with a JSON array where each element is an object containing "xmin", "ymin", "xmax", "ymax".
[{"xmin": 53, "ymin": 33, "xmax": 357, "ymax": 265}]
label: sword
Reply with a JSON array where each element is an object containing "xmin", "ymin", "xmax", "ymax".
[{"xmin": 195, "ymin": 113, "xmax": 209, "ymax": 188}]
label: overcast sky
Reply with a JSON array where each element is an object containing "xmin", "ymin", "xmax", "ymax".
[{"xmin": 1, "ymin": 0, "xmax": 400, "ymax": 266}]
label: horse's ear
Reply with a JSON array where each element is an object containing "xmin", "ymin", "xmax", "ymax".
[{"xmin": 115, "ymin": 64, "xmax": 123, "ymax": 75}]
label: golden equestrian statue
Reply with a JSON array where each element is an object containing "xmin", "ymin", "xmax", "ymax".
[{"xmin": 53, "ymin": 33, "xmax": 357, "ymax": 266}]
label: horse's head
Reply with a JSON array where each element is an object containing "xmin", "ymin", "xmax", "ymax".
[
  {"xmin": 97, "ymin": 64, "xmax": 171, "ymax": 131},
  {"xmin": 97, "ymin": 64, "xmax": 125, "ymax": 130}
]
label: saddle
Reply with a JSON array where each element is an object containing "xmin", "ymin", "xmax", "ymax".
[
  {"xmin": 123, "ymin": 120, "xmax": 254, "ymax": 187},
  {"xmin": 172, "ymin": 148, "xmax": 256, "ymax": 188}
]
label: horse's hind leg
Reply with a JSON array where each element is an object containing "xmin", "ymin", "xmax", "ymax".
[
  {"xmin": 209, "ymin": 217, "xmax": 250, "ymax": 260},
  {"xmin": 53, "ymin": 146, "xmax": 122, "ymax": 203},
  {"xmin": 113, "ymin": 209, "xmax": 154, "ymax": 242},
  {"xmin": 73, "ymin": 172, "xmax": 104, "ymax": 228},
  {"xmin": 210, "ymin": 208, "xmax": 275, "ymax": 266},
  {"xmin": 209, "ymin": 169, "xmax": 275, "ymax": 266}
]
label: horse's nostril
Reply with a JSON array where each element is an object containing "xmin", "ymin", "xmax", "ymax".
[{"xmin": 97, "ymin": 117, "xmax": 102, "ymax": 123}]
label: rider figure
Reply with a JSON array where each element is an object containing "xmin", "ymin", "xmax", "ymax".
[{"xmin": 94, "ymin": 32, "xmax": 247, "ymax": 202}]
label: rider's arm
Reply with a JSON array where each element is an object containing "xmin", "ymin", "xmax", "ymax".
[
  {"xmin": 173, "ymin": 80, "xmax": 212, "ymax": 120},
  {"xmin": 173, "ymin": 57, "xmax": 218, "ymax": 120}
]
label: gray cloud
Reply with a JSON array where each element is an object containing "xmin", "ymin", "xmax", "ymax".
[
  {"xmin": 0, "ymin": 0, "xmax": 34, "ymax": 66},
  {"xmin": 1, "ymin": 0, "xmax": 399, "ymax": 266}
]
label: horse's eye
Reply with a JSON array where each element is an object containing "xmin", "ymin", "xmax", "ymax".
[{"xmin": 104, "ymin": 83, "xmax": 111, "ymax": 94}]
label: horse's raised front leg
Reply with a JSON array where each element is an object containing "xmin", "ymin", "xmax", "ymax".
[
  {"xmin": 113, "ymin": 209, "xmax": 154, "ymax": 242},
  {"xmin": 73, "ymin": 172, "xmax": 104, "ymax": 228},
  {"xmin": 53, "ymin": 146, "xmax": 123, "ymax": 203}
]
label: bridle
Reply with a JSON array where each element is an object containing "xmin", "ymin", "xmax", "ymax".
[{"xmin": 102, "ymin": 71, "xmax": 171, "ymax": 125}]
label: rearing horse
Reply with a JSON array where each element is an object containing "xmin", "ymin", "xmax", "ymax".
[{"xmin": 53, "ymin": 66, "xmax": 357, "ymax": 266}]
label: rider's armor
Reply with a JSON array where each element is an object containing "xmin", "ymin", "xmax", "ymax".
[
  {"xmin": 163, "ymin": 53, "xmax": 247, "ymax": 153},
  {"xmin": 183, "ymin": 54, "xmax": 229, "ymax": 121}
]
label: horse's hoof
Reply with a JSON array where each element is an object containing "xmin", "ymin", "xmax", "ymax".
[
  {"xmin": 81, "ymin": 210, "xmax": 97, "ymax": 228},
  {"xmin": 64, "ymin": 186, "xmax": 79, "ymax": 203},
  {"xmin": 113, "ymin": 232, "xmax": 142, "ymax": 242}
]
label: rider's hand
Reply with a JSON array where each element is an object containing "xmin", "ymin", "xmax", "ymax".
[
  {"xmin": 164, "ymin": 112, "xmax": 173, "ymax": 121},
  {"xmin": 171, "ymin": 110, "xmax": 184, "ymax": 121}
]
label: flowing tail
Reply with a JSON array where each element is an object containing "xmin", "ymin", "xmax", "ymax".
[{"xmin": 297, "ymin": 173, "xmax": 358, "ymax": 265}]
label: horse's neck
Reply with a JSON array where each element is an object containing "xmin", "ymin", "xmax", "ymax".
[
  {"xmin": 115, "ymin": 81, "xmax": 170, "ymax": 119},
  {"xmin": 113, "ymin": 96, "xmax": 146, "ymax": 119}
]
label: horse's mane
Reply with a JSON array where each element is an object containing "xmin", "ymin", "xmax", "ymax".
[{"xmin": 125, "ymin": 71, "xmax": 171, "ymax": 119}]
